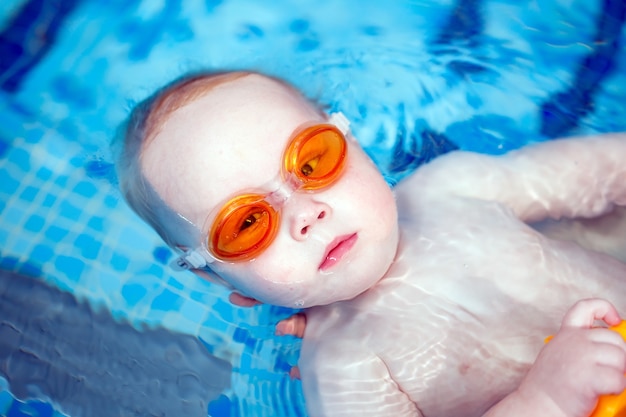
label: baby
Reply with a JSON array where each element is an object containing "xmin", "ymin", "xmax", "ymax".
[{"xmin": 115, "ymin": 71, "xmax": 626, "ymax": 417}]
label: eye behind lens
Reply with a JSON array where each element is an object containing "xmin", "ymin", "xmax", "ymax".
[
  {"xmin": 284, "ymin": 124, "xmax": 347, "ymax": 190},
  {"xmin": 209, "ymin": 195, "xmax": 279, "ymax": 262}
]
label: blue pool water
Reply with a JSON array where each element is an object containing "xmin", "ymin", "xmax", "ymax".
[{"xmin": 0, "ymin": 0, "xmax": 625, "ymax": 416}]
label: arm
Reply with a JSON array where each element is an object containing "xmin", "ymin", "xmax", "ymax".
[
  {"xmin": 407, "ymin": 133, "xmax": 626, "ymax": 223},
  {"xmin": 484, "ymin": 299, "xmax": 626, "ymax": 417}
]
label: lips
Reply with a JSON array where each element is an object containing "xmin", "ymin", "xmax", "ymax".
[{"xmin": 319, "ymin": 233, "xmax": 358, "ymax": 271}]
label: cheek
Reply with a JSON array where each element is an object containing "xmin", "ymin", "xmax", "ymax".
[
  {"xmin": 210, "ymin": 253, "xmax": 312, "ymax": 306},
  {"xmin": 344, "ymin": 155, "xmax": 397, "ymax": 228}
]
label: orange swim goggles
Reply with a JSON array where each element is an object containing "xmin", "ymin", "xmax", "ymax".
[{"xmin": 176, "ymin": 113, "xmax": 350, "ymax": 268}]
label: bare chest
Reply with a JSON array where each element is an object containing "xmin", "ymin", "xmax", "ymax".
[{"xmin": 305, "ymin": 198, "xmax": 626, "ymax": 416}]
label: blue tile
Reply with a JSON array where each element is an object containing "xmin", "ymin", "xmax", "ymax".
[
  {"xmin": 0, "ymin": 256, "xmax": 19, "ymax": 270},
  {"xmin": 12, "ymin": 237, "xmax": 30, "ymax": 256},
  {"xmin": 74, "ymin": 233, "xmax": 102, "ymax": 259},
  {"xmin": 167, "ymin": 276, "xmax": 184, "ymax": 290},
  {"xmin": 72, "ymin": 180, "xmax": 97, "ymax": 198},
  {"xmin": 8, "ymin": 147, "xmax": 30, "ymax": 171},
  {"xmin": 0, "ymin": 170, "xmax": 19, "ymax": 194},
  {"xmin": 31, "ymin": 244, "xmax": 54, "ymax": 263},
  {"xmin": 233, "ymin": 327, "xmax": 249, "ymax": 343},
  {"xmin": 240, "ymin": 351, "xmax": 251, "ymax": 369},
  {"xmin": 144, "ymin": 263, "xmax": 164, "ymax": 278},
  {"xmin": 104, "ymin": 195, "xmax": 118, "ymax": 208},
  {"xmin": 289, "ymin": 19, "xmax": 309, "ymax": 33},
  {"xmin": 208, "ymin": 395, "xmax": 234, "ymax": 416},
  {"xmin": 297, "ymin": 37, "xmax": 320, "ymax": 52},
  {"xmin": 151, "ymin": 288, "xmax": 182, "ymax": 311},
  {"xmin": 18, "ymin": 185, "xmax": 38, "ymax": 202},
  {"xmin": 110, "ymin": 253, "xmax": 129, "ymax": 271},
  {"xmin": 18, "ymin": 261, "xmax": 42, "ymax": 277},
  {"xmin": 59, "ymin": 200, "xmax": 81, "ymax": 220},
  {"xmin": 41, "ymin": 194, "xmax": 56, "ymax": 208},
  {"xmin": 44, "ymin": 225, "xmax": 69, "ymax": 242},
  {"xmin": 36, "ymin": 167, "xmax": 53, "ymax": 181},
  {"xmin": 24, "ymin": 214, "xmax": 45, "ymax": 232},
  {"xmin": 24, "ymin": 128, "xmax": 43, "ymax": 144},
  {"xmin": 54, "ymin": 175, "xmax": 68, "ymax": 187},
  {"xmin": 213, "ymin": 298, "xmax": 233, "ymax": 322},
  {"xmin": 152, "ymin": 246, "xmax": 171, "ymax": 264},
  {"xmin": 274, "ymin": 356, "xmax": 292, "ymax": 373},
  {"xmin": 121, "ymin": 282, "xmax": 147, "ymax": 306},
  {"xmin": 70, "ymin": 156, "xmax": 83, "ymax": 168},
  {"xmin": 54, "ymin": 255, "xmax": 85, "ymax": 282},
  {"xmin": 87, "ymin": 216, "xmax": 104, "ymax": 231}
]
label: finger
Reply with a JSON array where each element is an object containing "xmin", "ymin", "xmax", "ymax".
[
  {"xmin": 289, "ymin": 366, "xmax": 301, "ymax": 380},
  {"xmin": 561, "ymin": 298, "xmax": 621, "ymax": 329},
  {"xmin": 276, "ymin": 313, "xmax": 307, "ymax": 338},
  {"xmin": 588, "ymin": 341, "xmax": 626, "ymax": 370},
  {"xmin": 588, "ymin": 328, "xmax": 626, "ymax": 347},
  {"xmin": 587, "ymin": 365, "xmax": 626, "ymax": 396},
  {"xmin": 229, "ymin": 292, "xmax": 262, "ymax": 307}
]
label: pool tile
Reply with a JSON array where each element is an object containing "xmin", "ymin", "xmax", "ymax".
[
  {"xmin": 72, "ymin": 180, "xmax": 97, "ymax": 198},
  {"xmin": 0, "ymin": 170, "xmax": 19, "ymax": 194},
  {"xmin": 44, "ymin": 225, "xmax": 68, "ymax": 242},
  {"xmin": 24, "ymin": 214, "xmax": 45, "ymax": 232},
  {"xmin": 18, "ymin": 185, "xmax": 39, "ymax": 202},
  {"xmin": 54, "ymin": 255, "xmax": 85, "ymax": 282},
  {"xmin": 73, "ymin": 233, "xmax": 102, "ymax": 259},
  {"xmin": 109, "ymin": 253, "xmax": 129, "ymax": 271},
  {"xmin": 121, "ymin": 282, "xmax": 147, "ymax": 307},
  {"xmin": 151, "ymin": 288, "xmax": 182, "ymax": 311}
]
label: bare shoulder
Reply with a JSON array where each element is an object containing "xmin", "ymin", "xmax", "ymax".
[{"xmin": 394, "ymin": 150, "xmax": 488, "ymax": 203}]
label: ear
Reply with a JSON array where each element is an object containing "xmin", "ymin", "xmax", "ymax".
[
  {"xmin": 228, "ymin": 292, "xmax": 262, "ymax": 307},
  {"xmin": 191, "ymin": 268, "xmax": 260, "ymax": 307},
  {"xmin": 191, "ymin": 268, "xmax": 233, "ymax": 289}
]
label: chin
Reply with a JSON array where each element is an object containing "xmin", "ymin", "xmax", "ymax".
[{"xmin": 314, "ymin": 266, "xmax": 390, "ymax": 307}]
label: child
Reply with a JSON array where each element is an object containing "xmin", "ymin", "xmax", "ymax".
[{"xmin": 115, "ymin": 71, "xmax": 626, "ymax": 417}]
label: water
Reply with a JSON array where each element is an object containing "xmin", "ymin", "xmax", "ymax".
[{"xmin": 0, "ymin": 0, "xmax": 625, "ymax": 416}]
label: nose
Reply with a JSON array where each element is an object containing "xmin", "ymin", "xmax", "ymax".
[{"xmin": 285, "ymin": 195, "xmax": 331, "ymax": 241}]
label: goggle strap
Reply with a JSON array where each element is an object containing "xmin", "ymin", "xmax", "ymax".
[
  {"xmin": 329, "ymin": 112, "xmax": 350, "ymax": 135},
  {"xmin": 171, "ymin": 249, "xmax": 210, "ymax": 270}
]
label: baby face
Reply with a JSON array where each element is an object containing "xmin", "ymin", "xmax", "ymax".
[{"xmin": 141, "ymin": 74, "xmax": 399, "ymax": 308}]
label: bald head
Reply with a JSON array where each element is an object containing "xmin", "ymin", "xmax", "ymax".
[{"xmin": 117, "ymin": 71, "xmax": 326, "ymax": 249}]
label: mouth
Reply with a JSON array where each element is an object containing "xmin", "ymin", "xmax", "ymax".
[{"xmin": 319, "ymin": 233, "xmax": 358, "ymax": 271}]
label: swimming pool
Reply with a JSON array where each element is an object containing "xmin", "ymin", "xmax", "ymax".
[{"xmin": 1, "ymin": 0, "xmax": 625, "ymax": 416}]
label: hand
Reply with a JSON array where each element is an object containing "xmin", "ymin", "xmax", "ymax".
[
  {"xmin": 229, "ymin": 291, "xmax": 307, "ymax": 379},
  {"xmin": 518, "ymin": 299, "xmax": 626, "ymax": 417},
  {"xmin": 228, "ymin": 291, "xmax": 307, "ymax": 338}
]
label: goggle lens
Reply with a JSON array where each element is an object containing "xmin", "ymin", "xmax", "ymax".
[
  {"xmin": 209, "ymin": 123, "xmax": 347, "ymax": 262},
  {"xmin": 209, "ymin": 195, "xmax": 279, "ymax": 261},
  {"xmin": 284, "ymin": 124, "xmax": 347, "ymax": 190}
]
